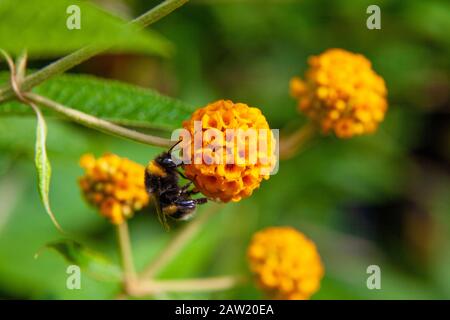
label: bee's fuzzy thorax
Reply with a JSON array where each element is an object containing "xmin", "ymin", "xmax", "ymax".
[{"xmin": 147, "ymin": 160, "xmax": 167, "ymax": 177}]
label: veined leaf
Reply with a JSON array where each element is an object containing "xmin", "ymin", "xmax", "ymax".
[
  {"xmin": 42, "ymin": 239, "xmax": 122, "ymax": 282},
  {"xmin": 0, "ymin": 0, "xmax": 172, "ymax": 57},
  {"xmin": 31, "ymin": 103, "xmax": 63, "ymax": 232},
  {"xmin": 0, "ymin": 73, "xmax": 193, "ymax": 131},
  {"xmin": 0, "ymin": 49, "xmax": 63, "ymax": 230}
]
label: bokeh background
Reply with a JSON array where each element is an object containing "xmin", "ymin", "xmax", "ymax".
[{"xmin": 0, "ymin": 0, "xmax": 449, "ymax": 299}]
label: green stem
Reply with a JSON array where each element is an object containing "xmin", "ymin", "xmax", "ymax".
[
  {"xmin": 130, "ymin": 0, "xmax": 189, "ymax": 29},
  {"xmin": 116, "ymin": 221, "xmax": 137, "ymax": 288},
  {"xmin": 25, "ymin": 92, "xmax": 173, "ymax": 148},
  {"xmin": 140, "ymin": 204, "xmax": 222, "ymax": 280},
  {"xmin": 0, "ymin": 0, "xmax": 189, "ymax": 102},
  {"xmin": 129, "ymin": 276, "xmax": 246, "ymax": 296}
]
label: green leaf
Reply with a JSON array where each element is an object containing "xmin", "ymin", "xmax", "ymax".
[
  {"xmin": 31, "ymin": 104, "xmax": 64, "ymax": 232},
  {"xmin": 0, "ymin": 73, "xmax": 193, "ymax": 131},
  {"xmin": 0, "ymin": 117, "xmax": 93, "ymax": 156},
  {"xmin": 0, "ymin": 0, "xmax": 172, "ymax": 58},
  {"xmin": 42, "ymin": 239, "xmax": 122, "ymax": 282}
]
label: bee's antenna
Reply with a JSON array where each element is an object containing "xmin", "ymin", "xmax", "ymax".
[{"xmin": 168, "ymin": 139, "xmax": 183, "ymax": 153}]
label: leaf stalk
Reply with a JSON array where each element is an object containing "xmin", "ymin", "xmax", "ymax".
[{"xmin": 25, "ymin": 92, "xmax": 173, "ymax": 148}]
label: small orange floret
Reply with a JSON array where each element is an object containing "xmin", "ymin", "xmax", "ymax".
[
  {"xmin": 78, "ymin": 153, "xmax": 149, "ymax": 224},
  {"xmin": 247, "ymin": 227, "xmax": 324, "ymax": 300},
  {"xmin": 290, "ymin": 48, "xmax": 388, "ymax": 138}
]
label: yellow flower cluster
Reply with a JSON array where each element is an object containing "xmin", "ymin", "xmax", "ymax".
[
  {"xmin": 182, "ymin": 100, "xmax": 276, "ymax": 202},
  {"xmin": 79, "ymin": 153, "xmax": 149, "ymax": 224},
  {"xmin": 290, "ymin": 48, "xmax": 387, "ymax": 138},
  {"xmin": 247, "ymin": 227, "xmax": 324, "ymax": 300}
]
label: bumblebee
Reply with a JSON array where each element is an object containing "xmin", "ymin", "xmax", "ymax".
[{"xmin": 145, "ymin": 142, "xmax": 207, "ymax": 228}]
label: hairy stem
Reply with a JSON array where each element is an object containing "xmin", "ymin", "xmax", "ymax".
[
  {"xmin": 130, "ymin": 0, "xmax": 189, "ymax": 29},
  {"xmin": 129, "ymin": 276, "xmax": 246, "ymax": 296},
  {"xmin": 25, "ymin": 92, "xmax": 173, "ymax": 148},
  {"xmin": 0, "ymin": 0, "xmax": 190, "ymax": 102},
  {"xmin": 117, "ymin": 221, "xmax": 137, "ymax": 287},
  {"xmin": 140, "ymin": 204, "xmax": 222, "ymax": 280}
]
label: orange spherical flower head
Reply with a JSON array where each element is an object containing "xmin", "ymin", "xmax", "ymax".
[
  {"xmin": 290, "ymin": 48, "xmax": 388, "ymax": 138},
  {"xmin": 247, "ymin": 227, "xmax": 324, "ymax": 300},
  {"xmin": 181, "ymin": 100, "xmax": 277, "ymax": 203},
  {"xmin": 79, "ymin": 153, "xmax": 150, "ymax": 224}
]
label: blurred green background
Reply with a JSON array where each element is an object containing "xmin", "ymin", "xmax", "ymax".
[{"xmin": 0, "ymin": 0, "xmax": 449, "ymax": 299}]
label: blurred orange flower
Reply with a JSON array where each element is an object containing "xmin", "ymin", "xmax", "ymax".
[
  {"xmin": 79, "ymin": 153, "xmax": 149, "ymax": 224},
  {"xmin": 290, "ymin": 48, "xmax": 387, "ymax": 138},
  {"xmin": 248, "ymin": 227, "xmax": 324, "ymax": 300}
]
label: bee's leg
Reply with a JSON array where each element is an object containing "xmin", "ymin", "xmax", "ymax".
[
  {"xmin": 176, "ymin": 169, "xmax": 188, "ymax": 179},
  {"xmin": 194, "ymin": 198, "xmax": 208, "ymax": 205},
  {"xmin": 180, "ymin": 181, "xmax": 193, "ymax": 191},
  {"xmin": 184, "ymin": 189, "xmax": 200, "ymax": 196},
  {"xmin": 179, "ymin": 183, "xmax": 202, "ymax": 196},
  {"xmin": 160, "ymin": 186, "xmax": 175, "ymax": 194},
  {"xmin": 161, "ymin": 183, "xmax": 193, "ymax": 198}
]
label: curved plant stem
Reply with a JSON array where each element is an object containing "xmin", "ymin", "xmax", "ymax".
[
  {"xmin": 117, "ymin": 221, "xmax": 137, "ymax": 288},
  {"xmin": 279, "ymin": 122, "xmax": 316, "ymax": 160},
  {"xmin": 25, "ymin": 92, "xmax": 173, "ymax": 148},
  {"xmin": 130, "ymin": 0, "xmax": 189, "ymax": 29},
  {"xmin": 140, "ymin": 203, "xmax": 222, "ymax": 280},
  {"xmin": 129, "ymin": 276, "xmax": 246, "ymax": 296},
  {"xmin": 0, "ymin": 0, "xmax": 190, "ymax": 102}
]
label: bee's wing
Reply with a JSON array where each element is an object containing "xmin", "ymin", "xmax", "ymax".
[{"xmin": 151, "ymin": 193, "xmax": 170, "ymax": 231}]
